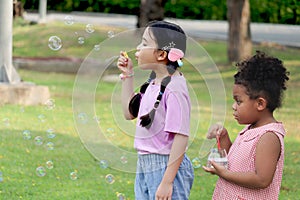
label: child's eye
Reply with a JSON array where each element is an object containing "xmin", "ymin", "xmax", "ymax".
[{"xmin": 236, "ymin": 100, "xmax": 241, "ymax": 105}]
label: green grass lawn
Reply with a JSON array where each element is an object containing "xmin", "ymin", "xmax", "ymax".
[{"xmin": 1, "ymin": 18, "xmax": 299, "ymax": 199}]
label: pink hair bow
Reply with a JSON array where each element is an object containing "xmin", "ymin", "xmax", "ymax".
[{"xmin": 168, "ymin": 48, "xmax": 184, "ymax": 67}]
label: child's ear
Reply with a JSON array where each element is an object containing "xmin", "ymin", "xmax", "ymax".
[
  {"xmin": 256, "ymin": 97, "xmax": 267, "ymax": 111},
  {"xmin": 157, "ymin": 50, "xmax": 168, "ymax": 61}
]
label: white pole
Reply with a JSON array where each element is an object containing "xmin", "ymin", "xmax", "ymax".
[
  {"xmin": 0, "ymin": 0, "xmax": 20, "ymax": 83},
  {"xmin": 39, "ymin": 0, "xmax": 47, "ymax": 23}
]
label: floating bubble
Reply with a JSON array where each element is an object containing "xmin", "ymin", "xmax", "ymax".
[
  {"xmin": 20, "ymin": 106, "xmax": 25, "ymax": 113},
  {"xmin": 70, "ymin": 171, "xmax": 78, "ymax": 180},
  {"xmin": 192, "ymin": 157, "xmax": 202, "ymax": 169},
  {"xmin": 93, "ymin": 115, "xmax": 100, "ymax": 123},
  {"xmin": 34, "ymin": 136, "xmax": 43, "ymax": 146},
  {"xmin": 46, "ymin": 160, "xmax": 54, "ymax": 169},
  {"xmin": 38, "ymin": 114, "xmax": 46, "ymax": 123},
  {"xmin": 22, "ymin": 130, "xmax": 31, "ymax": 140},
  {"xmin": 94, "ymin": 44, "xmax": 100, "ymax": 51},
  {"xmin": 106, "ymin": 127, "xmax": 114, "ymax": 133},
  {"xmin": 2, "ymin": 118, "xmax": 10, "ymax": 126},
  {"xmin": 120, "ymin": 156, "xmax": 128, "ymax": 164},
  {"xmin": 48, "ymin": 36, "xmax": 62, "ymax": 51},
  {"xmin": 85, "ymin": 24, "xmax": 95, "ymax": 33},
  {"xmin": 78, "ymin": 36, "xmax": 85, "ymax": 45},
  {"xmin": 46, "ymin": 128, "xmax": 56, "ymax": 139},
  {"xmin": 0, "ymin": 171, "xmax": 3, "ymax": 182},
  {"xmin": 117, "ymin": 193, "xmax": 126, "ymax": 200},
  {"xmin": 77, "ymin": 112, "xmax": 88, "ymax": 124},
  {"xmin": 46, "ymin": 142, "xmax": 54, "ymax": 150},
  {"xmin": 105, "ymin": 174, "xmax": 115, "ymax": 184},
  {"xmin": 44, "ymin": 99, "xmax": 55, "ymax": 110},
  {"xmin": 99, "ymin": 160, "xmax": 109, "ymax": 169},
  {"xmin": 64, "ymin": 15, "xmax": 74, "ymax": 25},
  {"xmin": 107, "ymin": 30, "xmax": 115, "ymax": 38},
  {"xmin": 36, "ymin": 166, "xmax": 46, "ymax": 177}
]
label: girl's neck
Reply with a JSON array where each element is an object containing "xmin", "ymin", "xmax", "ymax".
[
  {"xmin": 153, "ymin": 69, "xmax": 179, "ymax": 85},
  {"xmin": 250, "ymin": 115, "xmax": 277, "ymax": 129}
]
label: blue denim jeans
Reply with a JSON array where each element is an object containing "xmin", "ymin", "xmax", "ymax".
[{"xmin": 135, "ymin": 154, "xmax": 194, "ymax": 200}]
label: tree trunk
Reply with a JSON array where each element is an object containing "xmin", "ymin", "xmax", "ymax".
[
  {"xmin": 227, "ymin": 0, "xmax": 252, "ymax": 63},
  {"xmin": 137, "ymin": 0, "xmax": 166, "ymax": 28}
]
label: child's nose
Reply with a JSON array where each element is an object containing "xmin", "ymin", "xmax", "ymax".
[{"xmin": 232, "ymin": 102, "xmax": 237, "ymax": 110}]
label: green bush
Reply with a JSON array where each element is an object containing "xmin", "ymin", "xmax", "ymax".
[{"xmin": 20, "ymin": 0, "xmax": 300, "ymax": 24}]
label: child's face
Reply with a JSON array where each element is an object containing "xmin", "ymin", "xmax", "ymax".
[
  {"xmin": 232, "ymin": 84, "xmax": 259, "ymax": 125},
  {"xmin": 135, "ymin": 27, "xmax": 159, "ymax": 70}
]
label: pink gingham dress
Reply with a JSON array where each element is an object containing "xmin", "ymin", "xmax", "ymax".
[{"xmin": 212, "ymin": 122, "xmax": 285, "ymax": 200}]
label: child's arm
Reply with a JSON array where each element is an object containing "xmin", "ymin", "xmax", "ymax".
[
  {"xmin": 155, "ymin": 134, "xmax": 189, "ymax": 199},
  {"xmin": 117, "ymin": 51, "xmax": 135, "ymax": 120},
  {"xmin": 204, "ymin": 131, "xmax": 281, "ymax": 189}
]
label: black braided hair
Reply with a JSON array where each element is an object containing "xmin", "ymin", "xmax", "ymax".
[
  {"xmin": 140, "ymin": 65, "xmax": 176, "ymax": 128},
  {"xmin": 132, "ymin": 20, "xmax": 187, "ymax": 128},
  {"xmin": 129, "ymin": 71, "xmax": 156, "ymax": 118},
  {"xmin": 234, "ymin": 50, "xmax": 290, "ymax": 112}
]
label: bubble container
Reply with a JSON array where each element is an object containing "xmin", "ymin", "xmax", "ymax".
[{"xmin": 207, "ymin": 148, "xmax": 228, "ymax": 169}]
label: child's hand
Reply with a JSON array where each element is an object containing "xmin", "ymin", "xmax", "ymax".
[
  {"xmin": 206, "ymin": 123, "xmax": 227, "ymax": 139},
  {"xmin": 117, "ymin": 51, "xmax": 133, "ymax": 75},
  {"xmin": 202, "ymin": 161, "xmax": 227, "ymax": 176}
]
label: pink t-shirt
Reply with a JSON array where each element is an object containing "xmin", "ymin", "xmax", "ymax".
[
  {"xmin": 134, "ymin": 74, "xmax": 191, "ymax": 155},
  {"xmin": 213, "ymin": 122, "xmax": 285, "ymax": 200}
]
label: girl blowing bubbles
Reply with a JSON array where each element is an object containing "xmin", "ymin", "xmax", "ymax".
[
  {"xmin": 117, "ymin": 21, "xmax": 194, "ymax": 200},
  {"xmin": 203, "ymin": 51, "xmax": 289, "ymax": 200}
]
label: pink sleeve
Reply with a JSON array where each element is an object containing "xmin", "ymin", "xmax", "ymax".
[{"xmin": 164, "ymin": 91, "xmax": 190, "ymax": 136}]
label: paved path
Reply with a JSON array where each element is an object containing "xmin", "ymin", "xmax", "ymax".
[{"xmin": 24, "ymin": 11, "xmax": 300, "ymax": 48}]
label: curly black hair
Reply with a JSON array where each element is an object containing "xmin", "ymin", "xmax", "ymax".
[{"xmin": 234, "ymin": 51, "xmax": 290, "ymax": 112}]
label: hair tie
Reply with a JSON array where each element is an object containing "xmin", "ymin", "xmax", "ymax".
[{"xmin": 168, "ymin": 48, "xmax": 184, "ymax": 67}]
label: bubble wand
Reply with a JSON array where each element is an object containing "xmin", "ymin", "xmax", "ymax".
[{"xmin": 216, "ymin": 130, "xmax": 221, "ymax": 150}]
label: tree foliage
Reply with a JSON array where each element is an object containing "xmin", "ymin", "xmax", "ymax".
[{"xmin": 20, "ymin": 0, "xmax": 300, "ymax": 24}]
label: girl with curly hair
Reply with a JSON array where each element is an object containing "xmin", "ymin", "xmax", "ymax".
[{"xmin": 203, "ymin": 51, "xmax": 289, "ymax": 200}]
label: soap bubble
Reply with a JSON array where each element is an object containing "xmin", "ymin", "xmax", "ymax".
[
  {"xmin": 46, "ymin": 128, "xmax": 56, "ymax": 139},
  {"xmin": 34, "ymin": 136, "xmax": 43, "ymax": 146},
  {"xmin": 94, "ymin": 44, "xmax": 100, "ymax": 51},
  {"xmin": 64, "ymin": 15, "xmax": 74, "ymax": 25},
  {"xmin": 120, "ymin": 156, "xmax": 128, "ymax": 164},
  {"xmin": 36, "ymin": 166, "xmax": 46, "ymax": 177},
  {"xmin": 20, "ymin": 106, "xmax": 25, "ymax": 113},
  {"xmin": 70, "ymin": 171, "xmax": 78, "ymax": 180},
  {"xmin": 77, "ymin": 112, "xmax": 88, "ymax": 124},
  {"xmin": 93, "ymin": 115, "xmax": 100, "ymax": 123},
  {"xmin": 46, "ymin": 142, "xmax": 54, "ymax": 150},
  {"xmin": 106, "ymin": 127, "xmax": 114, "ymax": 133},
  {"xmin": 46, "ymin": 160, "xmax": 54, "ymax": 169},
  {"xmin": 105, "ymin": 174, "xmax": 115, "ymax": 184},
  {"xmin": 44, "ymin": 99, "xmax": 55, "ymax": 110},
  {"xmin": 85, "ymin": 24, "xmax": 95, "ymax": 33},
  {"xmin": 78, "ymin": 36, "xmax": 85, "ymax": 45},
  {"xmin": 2, "ymin": 118, "xmax": 10, "ymax": 126},
  {"xmin": 117, "ymin": 193, "xmax": 126, "ymax": 200},
  {"xmin": 38, "ymin": 114, "xmax": 46, "ymax": 123},
  {"xmin": 99, "ymin": 160, "xmax": 109, "ymax": 169},
  {"xmin": 107, "ymin": 30, "xmax": 115, "ymax": 38},
  {"xmin": 48, "ymin": 36, "xmax": 62, "ymax": 51},
  {"xmin": 192, "ymin": 157, "xmax": 202, "ymax": 169},
  {"xmin": 22, "ymin": 130, "xmax": 31, "ymax": 140}
]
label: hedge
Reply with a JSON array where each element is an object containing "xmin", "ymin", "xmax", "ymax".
[{"xmin": 21, "ymin": 0, "xmax": 300, "ymax": 24}]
